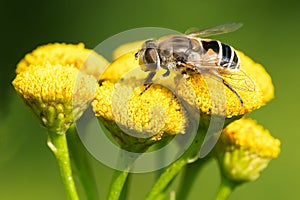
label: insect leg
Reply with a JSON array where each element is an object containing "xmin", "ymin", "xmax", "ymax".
[
  {"xmin": 140, "ymin": 71, "xmax": 156, "ymax": 95},
  {"xmin": 222, "ymin": 79, "xmax": 244, "ymax": 106},
  {"xmin": 140, "ymin": 82, "xmax": 153, "ymax": 95},
  {"xmin": 140, "ymin": 68, "xmax": 171, "ymax": 96},
  {"xmin": 144, "ymin": 71, "xmax": 156, "ymax": 84},
  {"xmin": 161, "ymin": 69, "xmax": 170, "ymax": 78}
]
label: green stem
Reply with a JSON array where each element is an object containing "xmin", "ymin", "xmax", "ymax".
[
  {"xmin": 176, "ymin": 156, "xmax": 210, "ymax": 199},
  {"xmin": 47, "ymin": 131, "xmax": 79, "ymax": 200},
  {"xmin": 146, "ymin": 126, "xmax": 206, "ymax": 200},
  {"xmin": 107, "ymin": 169, "xmax": 129, "ymax": 200},
  {"xmin": 67, "ymin": 124, "xmax": 99, "ymax": 200},
  {"xmin": 107, "ymin": 150, "xmax": 138, "ymax": 200},
  {"xmin": 214, "ymin": 176, "xmax": 237, "ymax": 200},
  {"xmin": 119, "ymin": 173, "xmax": 131, "ymax": 200}
]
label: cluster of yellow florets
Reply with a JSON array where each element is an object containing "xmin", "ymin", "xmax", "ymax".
[
  {"xmin": 220, "ymin": 118, "xmax": 280, "ymax": 158},
  {"xmin": 13, "ymin": 43, "xmax": 99, "ymax": 133},
  {"xmin": 92, "ymin": 81, "xmax": 186, "ymax": 135},
  {"xmin": 215, "ymin": 118, "xmax": 280, "ymax": 182}
]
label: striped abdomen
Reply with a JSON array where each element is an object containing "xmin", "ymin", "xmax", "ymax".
[{"xmin": 198, "ymin": 39, "xmax": 240, "ymax": 71}]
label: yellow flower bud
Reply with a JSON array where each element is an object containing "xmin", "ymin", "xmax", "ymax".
[{"xmin": 215, "ymin": 118, "xmax": 280, "ymax": 182}]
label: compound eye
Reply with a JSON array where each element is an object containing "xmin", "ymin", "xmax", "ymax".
[
  {"xmin": 143, "ymin": 48, "xmax": 160, "ymax": 71},
  {"xmin": 145, "ymin": 48, "xmax": 158, "ymax": 64}
]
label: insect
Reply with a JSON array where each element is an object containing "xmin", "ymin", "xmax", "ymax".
[{"xmin": 135, "ymin": 23, "xmax": 254, "ymax": 106}]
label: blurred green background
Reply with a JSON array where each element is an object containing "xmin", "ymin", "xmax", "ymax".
[{"xmin": 1, "ymin": 0, "xmax": 299, "ymax": 199}]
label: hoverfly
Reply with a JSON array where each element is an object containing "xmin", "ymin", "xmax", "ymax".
[{"xmin": 135, "ymin": 23, "xmax": 254, "ymax": 106}]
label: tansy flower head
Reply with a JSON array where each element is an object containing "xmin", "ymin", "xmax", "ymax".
[
  {"xmin": 93, "ymin": 81, "xmax": 186, "ymax": 134},
  {"xmin": 215, "ymin": 118, "xmax": 280, "ymax": 182},
  {"xmin": 92, "ymin": 80, "xmax": 187, "ymax": 152},
  {"xmin": 13, "ymin": 64, "xmax": 97, "ymax": 134}
]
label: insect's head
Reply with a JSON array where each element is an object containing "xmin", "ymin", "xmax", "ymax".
[{"xmin": 135, "ymin": 40, "xmax": 160, "ymax": 72}]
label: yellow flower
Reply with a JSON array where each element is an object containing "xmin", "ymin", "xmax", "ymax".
[
  {"xmin": 215, "ymin": 118, "xmax": 280, "ymax": 182},
  {"xmin": 93, "ymin": 81, "xmax": 186, "ymax": 134},
  {"xmin": 13, "ymin": 64, "xmax": 97, "ymax": 134},
  {"xmin": 16, "ymin": 43, "xmax": 109, "ymax": 78}
]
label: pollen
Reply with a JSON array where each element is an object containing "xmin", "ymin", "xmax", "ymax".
[{"xmin": 221, "ymin": 118, "xmax": 280, "ymax": 158}]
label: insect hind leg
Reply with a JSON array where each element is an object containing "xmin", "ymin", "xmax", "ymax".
[{"xmin": 222, "ymin": 79, "xmax": 244, "ymax": 106}]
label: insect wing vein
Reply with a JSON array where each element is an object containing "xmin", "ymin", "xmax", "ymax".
[
  {"xmin": 185, "ymin": 23, "xmax": 243, "ymax": 38},
  {"xmin": 220, "ymin": 69, "xmax": 256, "ymax": 92}
]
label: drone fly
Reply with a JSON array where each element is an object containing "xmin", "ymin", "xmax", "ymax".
[{"xmin": 135, "ymin": 23, "xmax": 254, "ymax": 106}]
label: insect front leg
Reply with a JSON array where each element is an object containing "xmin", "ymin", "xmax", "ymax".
[
  {"xmin": 140, "ymin": 71, "xmax": 156, "ymax": 95},
  {"xmin": 140, "ymin": 66, "xmax": 172, "ymax": 95},
  {"xmin": 144, "ymin": 71, "xmax": 156, "ymax": 85}
]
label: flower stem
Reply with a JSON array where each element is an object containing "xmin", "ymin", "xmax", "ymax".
[
  {"xmin": 107, "ymin": 169, "xmax": 129, "ymax": 200},
  {"xmin": 107, "ymin": 149, "xmax": 140, "ymax": 200},
  {"xmin": 145, "ymin": 126, "xmax": 206, "ymax": 200},
  {"xmin": 47, "ymin": 131, "xmax": 79, "ymax": 200},
  {"xmin": 214, "ymin": 176, "xmax": 238, "ymax": 200},
  {"xmin": 176, "ymin": 156, "xmax": 210, "ymax": 199},
  {"xmin": 66, "ymin": 124, "xmax": 99, "ymax": 200}
]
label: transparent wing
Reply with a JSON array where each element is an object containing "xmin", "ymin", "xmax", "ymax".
[
  {"xmin": 219, "ymin": 69, "xmax": 256, "ymax": 92},
  {"xmin": 185, "ymin": 22, "xmax": 243, "ymax": 38},
  {"xmin": 183, "ymin": 62, "xmax": 256, "ymax": 93}
]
